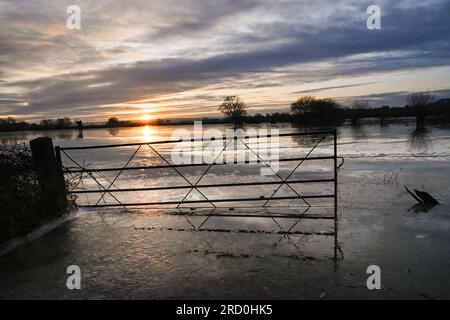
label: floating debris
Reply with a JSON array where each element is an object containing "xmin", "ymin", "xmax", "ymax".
[{"xmin": 404, "ymin": 185, "xmax": 439, "ymax": 206}]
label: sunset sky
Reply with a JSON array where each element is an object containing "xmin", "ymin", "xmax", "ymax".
[{"xmin": 1, "ymin": 0, "xmax": 450, "ymax": 122}]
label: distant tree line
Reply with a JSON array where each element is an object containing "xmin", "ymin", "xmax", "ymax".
[
  {"xmin": 217, "ymin": 93, "xmax": 450, "ymax": 125},
  {"xmin": 105, "ymin": 117, "xmax": 140, "ymax": 128},
  {"xmin": 1, "ymin": 92, "xmax": 450, "ymax": 132},
  {"xmin": 0, "ymin": 117, "xmax": 75, "ymax": 132}
]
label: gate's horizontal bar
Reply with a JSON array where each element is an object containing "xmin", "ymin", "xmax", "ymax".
[
  {"xmin": 68, "ymin": 178, "xmax": 334, "ymax": 194},
  {"xmin": 166, "ymin": 212, "xmax": 335, "ymax": 219},
  {"xmin": 63, "ymin": 156, "xmax": 336, "ymax": 173},
  {"xmin": 59, "ymin": 131, "xmax": 335, "ymax": 150},
  {"xmin": 135, "ymin": 226, "xmax": 335, "ymax": 236},
  {"xmin": 78, "ymin": 194, "xmax": 335, "ymax": 208}
]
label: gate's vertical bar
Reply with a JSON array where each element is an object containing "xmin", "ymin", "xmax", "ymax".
[
  {"xmin": 333, "ymin": 129, "xmax": 338, "ymax": 262},
  {"xmin": 55, "ymin": 146, "xmax": 63, "ymax": 169},
  {"xmin": 54, "ymin": 146, "xmax": 65, "ymax": 196}
]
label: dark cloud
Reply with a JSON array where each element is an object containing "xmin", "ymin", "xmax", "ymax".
[
  {"xmin": 293, "ymin": 83, "xmax": 377, "ymax": 94},
  {"xmin": 336, "ymin": 88, "xmax": 450, "ymax": 107},
  {"xmin": 146, "ymin": 0, "xmax": 260, "ymax": 40}
]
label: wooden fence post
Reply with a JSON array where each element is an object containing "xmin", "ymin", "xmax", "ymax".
[{"xmin": 29, "ymin": 137, "xmax": 67, "ymax": 215}]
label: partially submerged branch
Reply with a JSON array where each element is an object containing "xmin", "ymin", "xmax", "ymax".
[{"xmin": 404, "ymin": 185, "xmax": 439, "ymax": 206}]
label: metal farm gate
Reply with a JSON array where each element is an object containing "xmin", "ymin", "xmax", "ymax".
[{"xmin": 56, "ymin": 130, "xmax": 343, "ymax": 260}]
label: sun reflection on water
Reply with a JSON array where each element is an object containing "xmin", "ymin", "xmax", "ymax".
[{"xmin": 141, "ymin": 125, "xmax": 155, "ymax": 141}]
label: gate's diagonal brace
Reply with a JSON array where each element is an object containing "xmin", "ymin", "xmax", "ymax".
[
  {"xmin": 177, "ymin": 137, "xmax": 235, "ymax": 208},
  {"xmin": 282, "ymin": 206, "xmax": 311, "ymax": 236},
  {"xmin": 262, "ymin": 134, "xmax": 327, "ymax": 207},
  {"xmin": 237, "ymin": 136, "xmax": 310, "ymax": 207},
  {"xmin": 274, "ymin": 206, "xmax": 311, "ymax": 243},
  {"xmin": 184, "ymin": 214, "xmax": 211, "ymax": 232},
  {"xmin": 146, "ymin": 144, "xmax": 216, "ymax": 209},
  {"xmin": 61, "ymin": 149, "xmax": 126, "ymax": 208},
  {"xmin": 95, "ymin": 145, "xmax": 142, "ymax": 206}
]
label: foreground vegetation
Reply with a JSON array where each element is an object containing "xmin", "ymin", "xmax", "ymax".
[{"xmin": 0, "ymin": 143, "xmax": 75, "ymax": 245}]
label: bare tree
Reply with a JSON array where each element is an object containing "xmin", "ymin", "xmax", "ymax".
[
  {"xmin": 290, "ymin": 96, "xmax": 340, "ymax": 124},
  {"xmin": 408, "ymin": 91, "xmax": 434, "ymax": 128},
  {"xmin": 351, "ymin": 99, "xmax": 370, "ymax": 123},
  {"xmin": 352, "ymin": 99, "xmax": 370, "ymax": 110},
  {"xmin": 106, "ymin": 117, "xmax": 120, "ymax": 127},
  {"xmin": 218, "ymin": 96, "xmax": 247, "ymax": 124},
  {"xmin": 290, "ymin": 96, "xmax": 316, "ymax": 115},
  {"xmin": 408, "ymin": 91, "xmax": 434, "ymax": 108}
]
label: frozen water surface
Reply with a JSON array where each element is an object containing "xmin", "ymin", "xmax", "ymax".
[{"xmin": 0, "ymin": 122, "xmax": 449, "ymax": 299}]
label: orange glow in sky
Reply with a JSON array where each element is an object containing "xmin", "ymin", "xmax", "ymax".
[
  {"xmin": 140, "ymin": 114, "xmax": 152, "ymax": 121},
  {"xmin": 1, "ymin": 1, "xmax": 450, "ymax": 122}
]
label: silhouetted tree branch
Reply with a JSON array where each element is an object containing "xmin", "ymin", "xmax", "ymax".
[{"xmin": 218, "ymin": 96, "xmax": 248, "ymax": 124}]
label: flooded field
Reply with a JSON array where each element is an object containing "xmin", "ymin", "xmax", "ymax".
[{"xmin": 1, "ymin": 121, "xmax": 450, "ymax": 299}]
